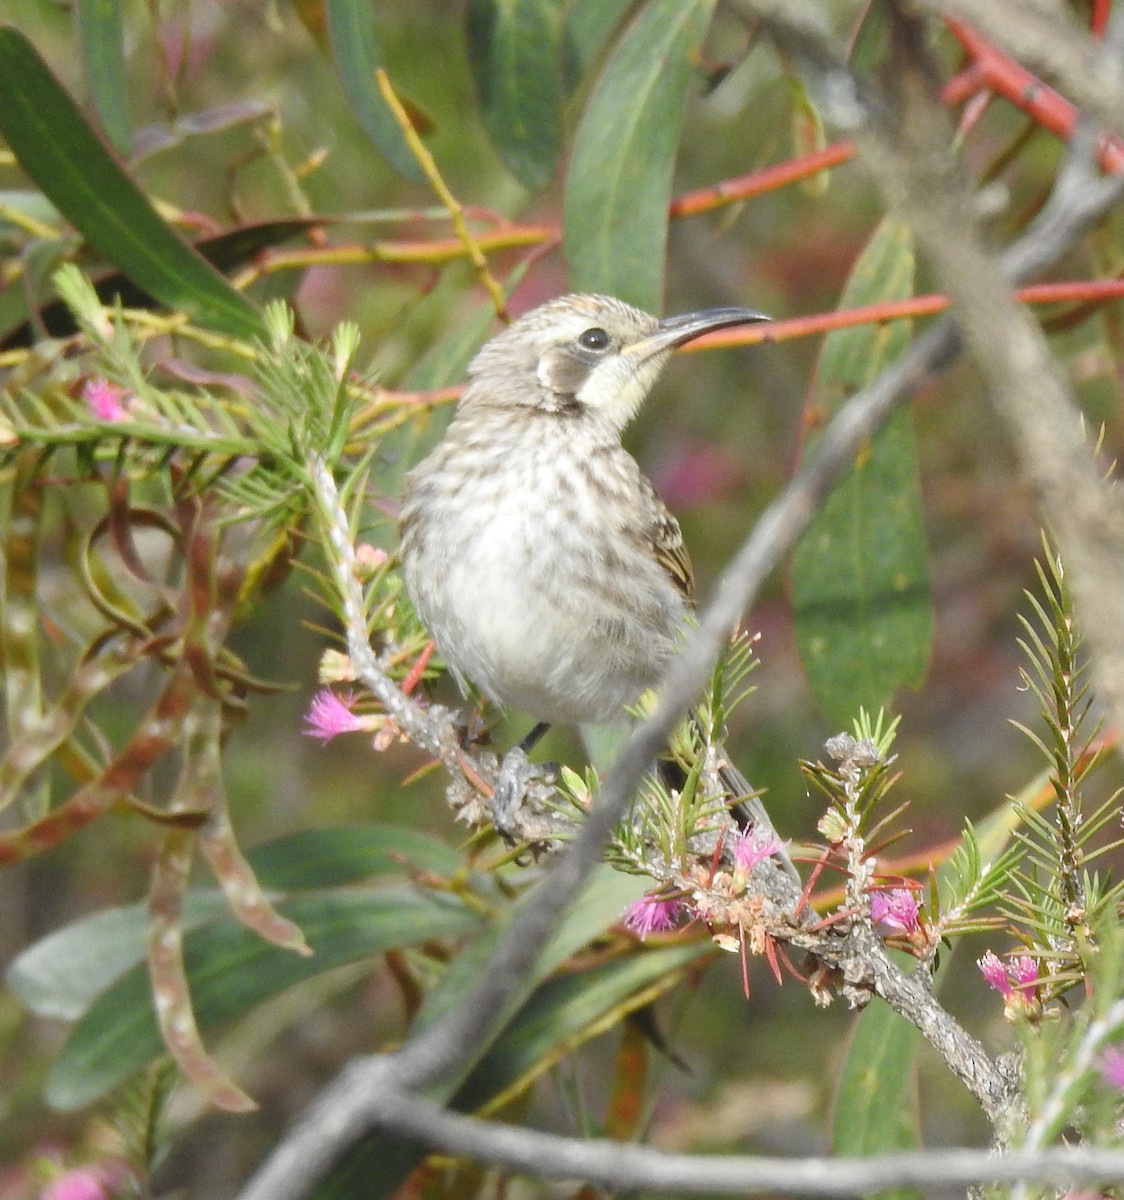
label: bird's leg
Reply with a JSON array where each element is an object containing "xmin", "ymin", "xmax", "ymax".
[
  {"xmin": 518, "ymin": 721, "xmax": 551, "ymax": 755},
  {"xmin": 491, "ymin": 722, "xmax": 559, "ymax": 839}
]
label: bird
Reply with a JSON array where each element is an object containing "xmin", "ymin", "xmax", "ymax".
[{"xmin": 399, "ymin": 292, "xmax": 784, "ymax": 859}]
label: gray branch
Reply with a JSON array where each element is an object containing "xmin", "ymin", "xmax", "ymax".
[{"xmin": 323, "ymin": 1089, "xmax": 1124, "ymax": 1195}]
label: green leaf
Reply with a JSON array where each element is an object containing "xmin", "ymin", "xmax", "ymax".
[
  {"xmin": 324, "ymin": 0, "xmax": 424, "ymax": 183},
  {"xmin": 75, "ymin": 0, "xmax": 132, "ymax": 156},
  {"xmin": 0, "ymin": 25, "xmax": 265, "ymax": 341},
  {"xmin": 466, "ymin": 0, "xmax": 566, "ymax": 190},
  {"xmin": 563, "ymin": 0, "xmax": 715, "ymax": 309},
  {"xmin": 315, "ymin": 865, "xmax": 649, "ymax": 1199},
  {"xmin": 245, "ymin": 824, "xmax": 463, "ymax": 890},
  {"xmin": 7, "ymin": 894, "xmax": 232, "ymax": 1023},
  {"xmin": 6, "ymin": 825, "xmax": 460, "ymax": 1023},
  {"xmin": 565, "ymin": 0, "xmax": 634, "ymax": 73},
  {"xmin": 453, "ymin": 940, "xmax": 711, "ymax": 1113},
  {"xmin": 832, "ymin": 1000, "xmax": 922, "ymax": 1200},
  {"xmin": 2, "ymin": 218, "xmax": 320, "ymax": 349},
  {"xmin": 46, "ymin": 888, "xmax": 481, "ymax": 1110},
  {"xmin": 791, "ymin": 219, "xmax": 932, "ymax": 725},
  {"xmin": 414, "ymin": 864, "xmax": 647, "ymax": 1038}
]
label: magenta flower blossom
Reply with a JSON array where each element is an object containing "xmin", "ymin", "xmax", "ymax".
[
  {"xmin": 303, "ymin": 689, "xmax": 365, "ymax": 742},
  {"xmin": 41, "ymin": 1168, "xmax": 112, "ymax": 1200},
  {"xmin": 82, "ymin": 378, "xmax": 129, "ymax": 423},
  {"xmin": 1097, "ymin": 1045, "xmax": 1124, "ymax": 1090},
  {"xmin": 870, "ymin": 888, "xmax": 922, "ymax": 935},
  {"xmin": 978, "ymin": 950, "xmax": 1038, "ymax": 999},
  {"xmin": 622, "ymin": 895, "xmax": 682, "ymax": 940},
  {"xmin": 732, "ymin": 826, "xmax": 785, "ymax": 874},
  {"xmin": 978, "ymin": 950, "xmax": 1010, "ymax": 994},
  {"xmin": 1008, "ymin": 955, "xmax": 1038, "ymax": 992}
]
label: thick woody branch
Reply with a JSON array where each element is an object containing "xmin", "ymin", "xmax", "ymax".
[
  {"xmin": 768, "ymin": 903, "xmax": 1019, "ymax": 1123},
  {"xmin": 299, "ymin": 1091, "xmax": 1124, "ymax": 1195}
]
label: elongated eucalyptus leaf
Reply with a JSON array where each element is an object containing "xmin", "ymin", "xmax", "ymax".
[
  {"xmin": 324, "ymin": 0, "xmax": 423, "ymax": 182},
  {"xmin": 314, "ymin": 865, "xmax": 649, "ymax": 1198},
  {"xmin": 1, "ymin": 218, "xmax": 321, "ymax": 348},
  {"xmin": 6, "ymin": 824, "xmax": 460, "ymax": 1022},
  {"xmin": 46, "ymin": 888, "xmax": 481, "ymax": 1110},
  {"xmin": 563, "ymin": 0, "xmax": 715, "ymax": 309},
  {"xmin": 75, "ymin": 0, "xmax": 132, "ymax": 155},
  {"xmin": 0, "ymin": 25, "xmax": 264, "ymax": 340},
  {"xmin": 453, "ymin": 939, "xmax": 712, "ymax": 1113},
  {"xmin": 466, "ymin": 0, "xmax": 565, "ymax": 189},
  {"xmin": 565, "ymin": 0, "xmax": 634, "ymax": 71},
  {"xmin": 8, "ymin": 894, "xmax": 232, "ymax": 1023},
  {"xmin": 791, "ymin": 220, "xmax": 932, "ymax": 725},
  {"xmin": 245, "ymin": 823, "xmax": 463, "ymax": 890},
  {"xmin": 832, "ymin": 1001, "xmax": 922, "ymax": 1200}
]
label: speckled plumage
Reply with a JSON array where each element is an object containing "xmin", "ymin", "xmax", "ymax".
[{"xmin": 399, "ymin": 293, "xmax": 768, "ymax": 726}]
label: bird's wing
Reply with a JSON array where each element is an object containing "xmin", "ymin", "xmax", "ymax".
[{"xmin": 643, "ymin": 478, "xmax": 695, "ymax": 603}]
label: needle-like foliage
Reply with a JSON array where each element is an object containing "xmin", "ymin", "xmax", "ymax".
[{"xmin": 1003, "ymin": 538, "xmax": 1124, "ymax": 998}]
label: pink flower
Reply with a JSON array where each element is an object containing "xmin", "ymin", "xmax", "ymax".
[
  {"xmin": 978, "ymin": 950, "xmax": 1038, "ymax": 999},
  {"xmin": 622, "ymin": 895, "xmax": 682, "ymax": 940},
  {"xmin": 82, "ymin": 379, "xmax": 129, "ymax": 423},
  {"xmin": 1007, "ymin": 955, "xmax": 1038, "ymax": 994},
  {"xmin": 354, "ymin": 544, "xmax": 389, "ymax": 574},
  {"xmin": 303, "ymin": 689, "xmax": 366, "ymax": 742},
  {"xmin": 1097, "ymin": 1045, "xmax": 1124, "ymax": 1090},
  {"xmin": 41, "ymin": 1168, "xmax": 111, "ymax": 1200},
  {"xmin": 732, "ymin": 826, "xmax": 785, "ymax": 875},
  {"xmin": 978, "ymin": 950, "xmax": 1013, "ymax": 996},
  {"xmin": 870, "ymin": 888, "xmax": 922, "ymax": 935}
]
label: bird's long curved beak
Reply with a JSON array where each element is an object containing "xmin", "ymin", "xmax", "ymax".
[{"xmin": 623, "ymin": 306, "xmax": 771, "ymax": 361}]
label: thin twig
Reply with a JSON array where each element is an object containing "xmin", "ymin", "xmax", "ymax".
[{"xmin": 374, "ymin": 68, "xmax": 509, "ymax": 319}]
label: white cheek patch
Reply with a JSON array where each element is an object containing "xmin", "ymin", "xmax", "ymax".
[{"xmin": 577, "ymin": 357, "xmax": 662, "ymax": 426}]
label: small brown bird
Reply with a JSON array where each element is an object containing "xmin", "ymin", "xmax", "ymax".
[{"xmin": 400, "ymin": 293, "xmax": 783, "ymax": 854}]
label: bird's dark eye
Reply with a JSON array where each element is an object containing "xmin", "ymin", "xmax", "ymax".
[{"xmin": 577, "ymin": 327, "xmax": 611, "ymax": 352}]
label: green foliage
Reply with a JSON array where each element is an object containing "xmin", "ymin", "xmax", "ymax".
[
  {"xmin": 832, "ymin": 1002, "xmax": 921, "ymax": 1184},
  {"xmin": 47, "ymin": 886, "xmax": 482, "ymax": 1110},
  {"xmin": 563, "ymin": 0, "xmax": 715, "ymax": 308},
  {"xmin": 931, "ymin": 819, "xmax": 1020, "ymax": 938},
  {"xmin": 1012, "ymin": 919, "xmax": 1124, "ymax": 1153},
  {"xmin": 1003, "ymin": 540, "xmax": 1124, "ymax": 996},
  {"xmin": 75, "ymin": 0, "xmax": 131, "ymax": 156},
  {"xmin": 466, "ymin": 0, "xmax": 567, "ymax": 189},
  {"xmin": 605, "ymin": 631, "xmax": 758, "ymax": 878},
  {"xmin": 322, "ymin": 0, "xmax": 425, "ymax": 183},
  {"xmin": 800, "ymin": 707, "xmax": 903, "ymax": 842},
  {"xmin": 3, "ymin": 270, "xmax": 367, "ymax": 542},
  {"xmin": 792, "ymin": 219, "xmax": 932, "ymax": 726},
  {"xmin": 0, "ymin": 25, "xmax": 265, "ymax": 340}
]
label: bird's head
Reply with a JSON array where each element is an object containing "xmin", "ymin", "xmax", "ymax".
[{"xmin": 463, "ymin": 293, "xmax": 770, "ymax": 431}]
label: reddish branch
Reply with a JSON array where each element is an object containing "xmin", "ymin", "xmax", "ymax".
[{"xmin": 944, "ymin": 18, "xmax": 1124, "ymax": 173}]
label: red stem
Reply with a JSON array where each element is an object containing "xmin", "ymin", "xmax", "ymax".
[{"xmin": 946, "ymin": 17, "xmax": 1124, "ymax": 173}]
